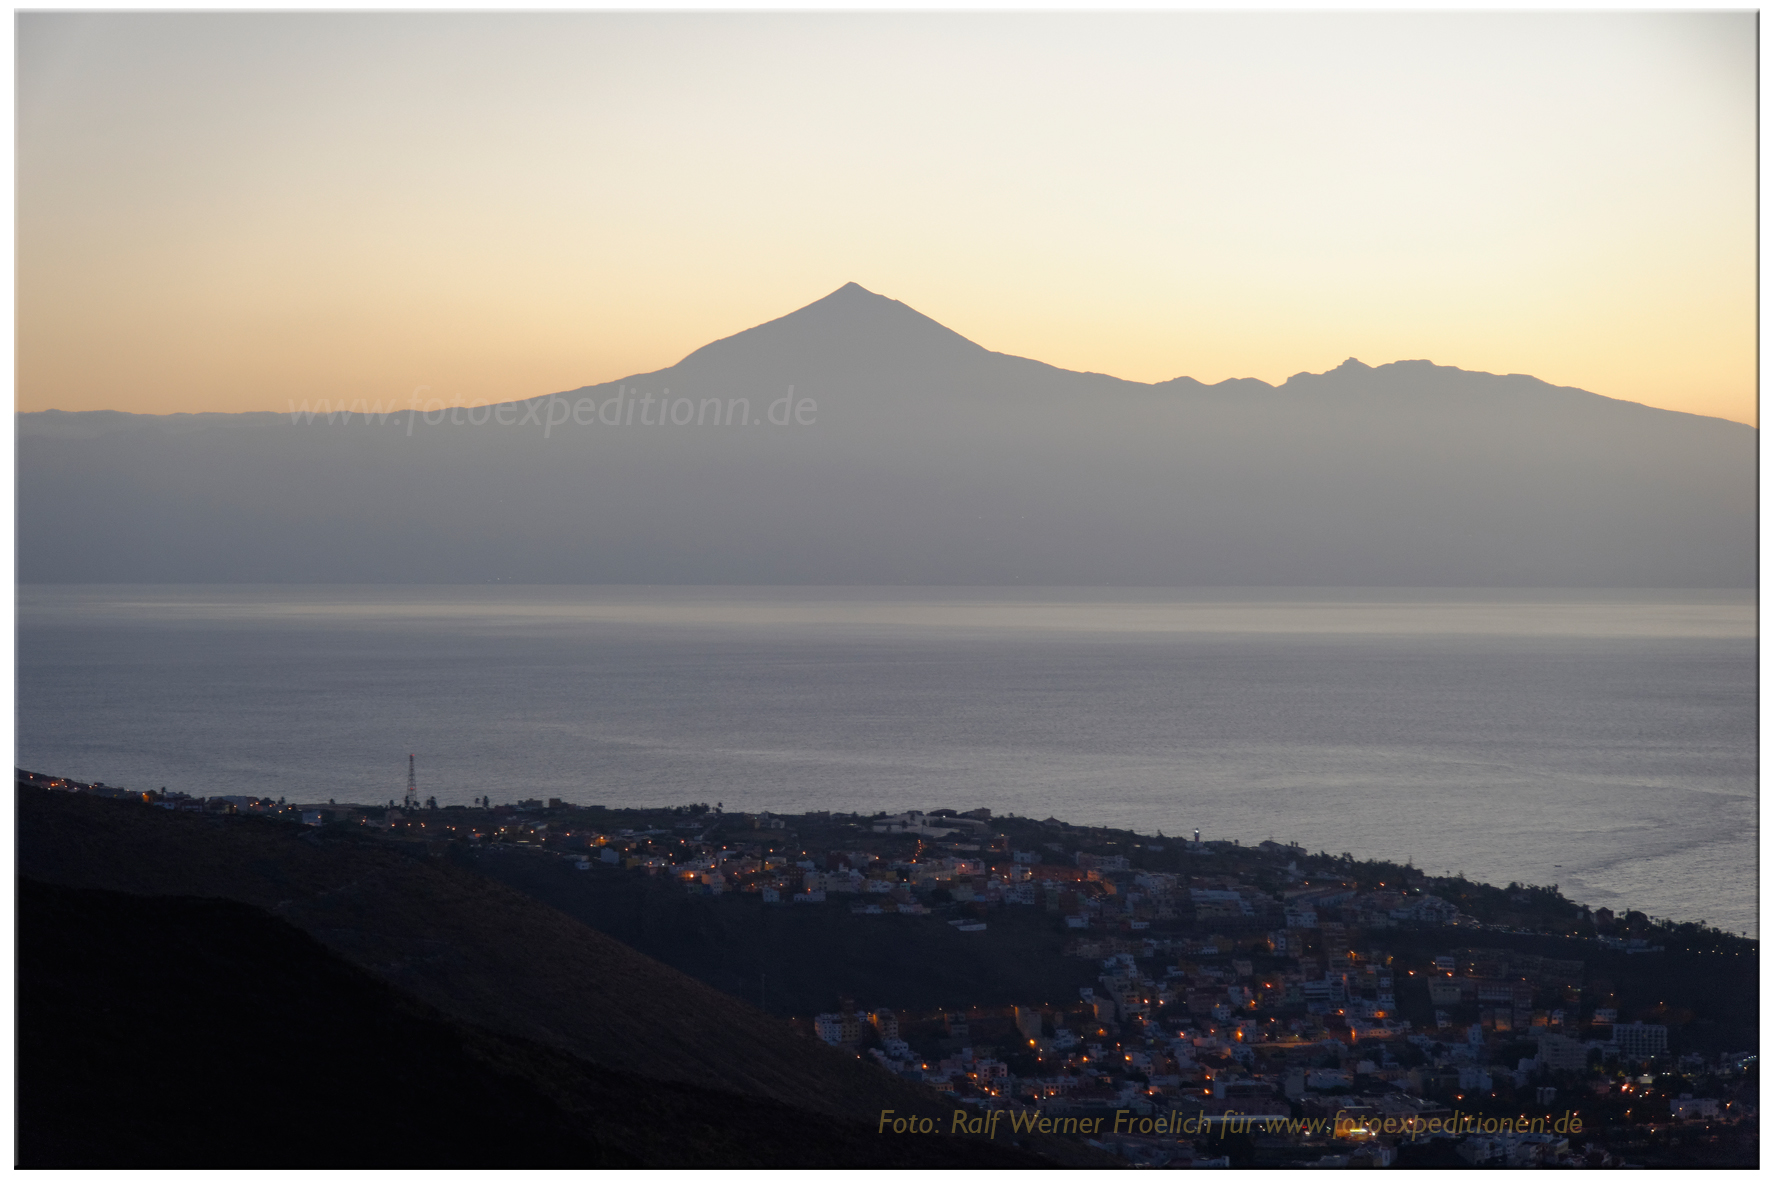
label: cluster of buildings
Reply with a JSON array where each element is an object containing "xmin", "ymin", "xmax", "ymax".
[
  {"xmin": 548, "ymin": 808, "xmax": 1746, "ymax": 1169},
  {"xmin": 22, "ymin": 774, "xmax": 1754, "ymax": 1166},
  {"xmin": 803, "ymin": 934, "xmax": 1749, "ymax": 1167}
]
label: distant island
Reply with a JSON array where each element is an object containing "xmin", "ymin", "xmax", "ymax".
[
  {"xmin": 17, "ymin": 283, "xmax": 1755, "ymax": 586},
  {"xmin": 17, "ymin": 770, "xmax": 1757, "ymax": 1168}
]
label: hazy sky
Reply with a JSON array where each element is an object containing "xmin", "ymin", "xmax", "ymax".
[{"xmin": 16, "ymin": 11, "xmax": 1759, "ymax": 424}]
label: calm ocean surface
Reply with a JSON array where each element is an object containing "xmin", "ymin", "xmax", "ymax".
[{"xmin": 15, "ymin": 586, "xmax": 1758, "ymax": 936}]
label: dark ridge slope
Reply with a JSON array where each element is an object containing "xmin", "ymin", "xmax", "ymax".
[
  {"xmin": 17, "ymin": 876, "xmax": 1051, "ymax": 1169},
  {"xmin": 474, "ymin": 846, "xmax": 1100, "ymax": 1016},
  {"xmin": 14, "ymin": 790, "xmax": 964, "ymax": 1128}
]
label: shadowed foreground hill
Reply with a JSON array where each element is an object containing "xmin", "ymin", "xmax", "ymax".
[
  {"xmin": 16, "ymin": 789, "xmax": 1098, "ymax": 1165},
  {"xmin": 475, "ymin": 845, "xmax": 1100, "ymax": 1015},
  {"xmin": 18, "ymin": 877, "xmax": 1053, "ymax": 1169}
]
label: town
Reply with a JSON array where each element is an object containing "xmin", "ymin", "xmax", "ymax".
[{"xmin": 18, "ymin": 769, "xmax": 1759, "ymax": 1168}]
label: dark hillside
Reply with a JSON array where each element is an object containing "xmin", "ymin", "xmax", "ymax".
[
  {"xmin": 13, "ymin": 790, "xmax": 977, "ymax": 1130},
  {"xmin": 474, "ymin": 846, "xmax": 1098, "ymax": 1015},
  {"xmin": 17, "ymin": 877, "xmax": 1051, "ymax": 1169}
]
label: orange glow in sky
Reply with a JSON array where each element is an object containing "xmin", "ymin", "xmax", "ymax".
[{"xmin": 16, "ymin": 12, "xmax": 1758, "ymax": 425}]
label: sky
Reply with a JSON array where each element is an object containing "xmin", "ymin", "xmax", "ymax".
[{"xmin": 15, "ymin": 11, "xmax": 1759, "ymax": 425}]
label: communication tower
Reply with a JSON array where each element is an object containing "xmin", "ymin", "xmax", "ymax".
[{"xmin": 405, "ymin": 754, "xmax": 419, "ymax": 809}]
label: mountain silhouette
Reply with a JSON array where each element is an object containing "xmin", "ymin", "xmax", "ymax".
[
  {"xmin": 17, "ymin": 284, "xmax": 1755, "ymax": 585},
  {"xmin": 675, "ymin": 281, "xmax": 990, "ymax": 378}
]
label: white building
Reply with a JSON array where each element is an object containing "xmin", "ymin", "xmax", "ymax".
[
  {"xmin": 870, "ymin": 810, "xmax": 959, "ymax": 838},
  {"xmin": 1534, "ymin": 1032, "xmax": 1588, "ymax": 1072},
  {"xmin": 1612, "ymin": 1023, "xmax": 1668, "ymax": 1061}
]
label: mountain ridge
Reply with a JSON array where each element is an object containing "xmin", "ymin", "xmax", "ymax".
[
  {"xmin": 15, "ymin": 284, "xmax": 1748, "ymax": 428},
  {"xmin": 15, "ymin": 283, "xmax": 1754, "ymax": 585}
]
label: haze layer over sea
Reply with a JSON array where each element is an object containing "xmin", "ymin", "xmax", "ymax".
[{"xmin": 16, "ymin": 586, "xmax": 1757, "ymax": 936}]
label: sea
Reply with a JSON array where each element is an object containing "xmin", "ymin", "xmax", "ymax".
[{"xmin": 15, "ymin": 585, "xmax": 1758, "ymax": 937}]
